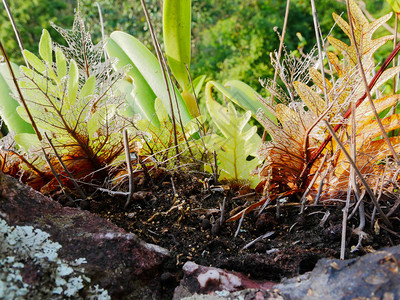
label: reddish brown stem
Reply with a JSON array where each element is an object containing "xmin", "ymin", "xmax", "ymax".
[{"xmin": 297, "ymin": 40, "xmax": 400, "ymax": 188}]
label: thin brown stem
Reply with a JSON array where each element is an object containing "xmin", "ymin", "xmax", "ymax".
[
  {"xmin": 45, "ymin": 133, "xmax": 87, "ymax": 200},
  {"xmin": 140, "ymin": 0, "xmax": 180, "ymax": 161},
  {"xmin": 324, "ymin": 120, "xmax": 392, "ymax": 228},
  {"xmin": 123, "ymin": 128, "xmax": 135, "ymax": 208},
  {"xmin": 0, "ymin": 40, "xmax": 42, "ymax": 141}
]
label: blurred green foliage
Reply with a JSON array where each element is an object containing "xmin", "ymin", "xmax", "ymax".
[
  {"xmin": 0, "ymin": 0, "xmax": 74, "ymax": 64},
  {"xmin": 0, "ymin": 0, "xmax": 395, "ymax": 92}
]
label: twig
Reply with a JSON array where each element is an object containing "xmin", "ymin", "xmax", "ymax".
[
  {"xmin": 171, "ymin": 176, "xmax": 177, "ymax": 196},
  {"xmin": 341, "ymin": 184, "xmax": 352, "ymax": 260},
  {"xmin": 300, "ymin": 152, "xmax": 328, "ymax": 213},
  {"xmin": 242, "ymin": 231, "xmax": 275, "ymax": 250},
  {"xmin": 45, "ymin": 133, "xmax": 87, "ymax": 200},
  {"xmin": 41, "ymin": 147, "xmax": 73, "ymax": 201},
  {"xmin": 140, "ymin": 0, "xmax": 180, "ymax": 161},
  {"xmin": 270, "ymin": 0, "xmax": 290, "ymax": 106},
  {"xmin": 220, "ymin": 196, "xmax": 226, "ymax": 226},
  {"xmin": 123, "ymin": 128, "xmax": 135, "ymax": 208},
  {"xmin": 232, "ymin": 192, "xmax": 256, "ymax": 201},
  {"xmin": 324, "ymin": 120, "xmax": 392, "ymax": 228},
  {"xmin": 234, "ymin": 211, "xmax": 245, "ymax": 238},
  {"xmin": 2, "ymin": 0, "xmax": 29, "ymax": 66},
  {"xmin": 257, "ymin": 197, "xmax": 272, "ymax": 216},
  {"xmin": 0, "ymin": 40, "xmax": 42, "ymax": 141},
  {"xmin": 138, "ymin": 154, "xmax": 153, "ymax": 186},
  {"xmin": 213, "ymin": 150, "xmax": 219, "ymax": 184}
]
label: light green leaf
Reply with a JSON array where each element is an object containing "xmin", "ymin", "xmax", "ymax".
[
  {"xmin": 55, "ymin": 47, "xmax": 67, "ymax": 80},
  {"xmin": 205, "ymin": 98, "xmax": 261, "ymax": 187},
  {"xmin": 39, "ymin": 29, "xmax": 52, "ymax": 64},
  {"xmin": 388, "ymin": 0, "xmax": 400, "ymax": 13},
  {"xmin": 106, "ymin": 37, "xmax": 159, "ymax": 127},
  {"xmin": 67, "ymin": 59, "xmax": 79, "ymax": 106},
  {"xmin": 79, "ymin": 75, "xmax": 95, "ymax": 100},
  {"xmin": 23, "ymin": 50, "xmax": 46, "ymax": 73},
  {"xmin": 0, "ymin": 63, "xmax": 35, "ymax": 135},
  {"xmin": 189, "ymin": 74, "xmax": 206, "ymax": 97},
  {"xmin": 163, "ymin": 0, "xmax": 191, "ymax": 91},
  {"xmin": 108, "ymin": 31, "xmax": 192, "ymax": 125},
  {"xmin": 205, "ymin": 80, "xmax": 277, "ymax": 124},
  {"xmin": 14, "ymin": 133, "xmax": 40, "ymax": 152}
]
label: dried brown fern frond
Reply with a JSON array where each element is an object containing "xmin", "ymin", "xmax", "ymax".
[{"xmin": 258, "ymin": 0, "xmax": 400, "ymax": 201}]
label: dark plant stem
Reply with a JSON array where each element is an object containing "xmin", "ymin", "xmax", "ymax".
[
  {"xmin": 45, "ymin": 133, "xmax": 87, "ymax": 200},
  {"xmin": 123, "ymin": 129, "xmax": 134, "ymax": 208},
  {"xmin": 297, "ymin": 40, "xmax": 400, "ymax": 188},
  {"xmin": 140, "ymin": 0, "xmax": 180, "ymax": 162}
]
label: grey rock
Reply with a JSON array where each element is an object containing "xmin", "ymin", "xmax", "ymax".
[
  {"xmin": 0, "ymin": 173, "xmax": 169, "ymax": 299},
  {"xmin": 275, "ymin": 245, "xmax": 400, "ymax": 300}
]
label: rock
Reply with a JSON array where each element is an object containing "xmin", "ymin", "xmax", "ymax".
[
  {"xmin": 0, "ymin": 173, "xmax": 169, "ymax": 299},
  {"xmin": 180, "ymin": 289, "xmax": 285, "ymax": 300},
  {"xmin": 173, "ymin": 261, "xmax": 276, "ymax": 299},
  {"xmin": 274, "ymin": 245, "xmax": 400, "ymax": 299}
]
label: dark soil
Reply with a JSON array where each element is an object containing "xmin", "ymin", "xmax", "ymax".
[{"xmin": 59, "ymin": 169, "xmax": 400, "ymax": 299}]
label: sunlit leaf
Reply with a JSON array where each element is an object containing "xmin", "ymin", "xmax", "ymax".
[
  {"xmin": 39, "ymin": 29, "xmax": 53, "ymax": 64},
  {"xmin": 163, "ymin": 0, "xmax": 191, "ymax": 91}
]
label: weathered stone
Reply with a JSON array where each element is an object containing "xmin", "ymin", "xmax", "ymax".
[
  {"xmin": 0, "ymin": 173, "xmax": 169, "ymax": 299},
  {"xmin": 274, "ymin": 245, "xmax": 400, "ymax": 299},
  {"xmin": 173, "ymin": 261, "xmax": 276, "ymax": 299},
  {"xmin": 179, "ymin": 289, "xmax": 285, "ymax": 300}
]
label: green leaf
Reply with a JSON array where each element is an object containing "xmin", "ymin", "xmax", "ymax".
[
  {"xmin": 163, "ymin": 0, "xmax": 191, "ymax": 91},
  {"xmin": 79, "ymin": 75, "xmax": 95, "ymax": 100},
  {"xmin": 205, "ymin": 98, "xmax": 261, "ymax": 187},
  {"xmin": 0, "ymin": 63, "xmax": 35, "ymax": 135},
  {"xmin": 67, "ymin": 59, "xmax": 79, "ymax": 106},
  {"xmin": 108, "ymin": 31, "xmax": 192, "ymax": 125},
  {"xmin": 205, "ymin": 80, "xmax": 277, "ymax": 124},
  {"xmin": 106, "ymin": 37, "xmax": 159, "ymax": 127},
  {"xmin": 23, "ymin": 50, "xmax": 46, "ymax": 73},
  {"xmin": 55, "ymin": 47, "xmax": 67, "ymax": 80},
  {"xmin": 388, "ymin": 0, "xmax": 400, "ymax": 13},
  {"xmin": 39, "ymin": 29, "xmax": 53, "ymax": 64},
  {"xmin": 189, "ymin": 74, "xmax": 206, "ymax": 97},
  {"xmin": 14, "ymin": 133, "xmax": 40, "ymax": 152}
]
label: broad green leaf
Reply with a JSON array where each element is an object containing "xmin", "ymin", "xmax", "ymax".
[
  {"xmin": 181, "ymin": 90, "xmax": 199, "ymax": 117},
  {"xmin": 55, "ymin": 47, "xmax": 67, "ymax": 80},
  {"xmin": 23, "ymin": 50, "xmax": 46, "ymax": 73},
  {"xmin": 205, "ymin": 80, "xmax": 277, "ymax": 124},
  {"xmin": 113, "ymin": 79, "xmax": 142, "ymax": 117},
  {"xmin": 163, "ymin": 0, "xmax": 191, "ymax": 91},
  {"xmin": 108, "ymin": 31, "xmax": 192, "ymax": 125},
  {"xmin": 68, "ymin": 59, "xmax": 79, "ymax": 106},
  {"xmin": 0, "ymin": 63, "xmax": 35, "ymax": 135},
  {"xmin": 39, "ymin": 29, "xmax": 52, "ymax": 64},
  {"xmin": 189, "ymin": 74, "xmax": 206, "ymax": 97},
  {"xmin": 205, "ymin": 98, "xmax": 261, "ymax": 187},
  {"xmin": 106, "ymin": 37, "xmax": 159, "ymax": 127},
  {"xmin": 387, "ymin": 0, "xmax": 400, "ymax": 13},
  {"xmin": 14, "ymin": 133, "xmax": 40, "ymax": 152}
]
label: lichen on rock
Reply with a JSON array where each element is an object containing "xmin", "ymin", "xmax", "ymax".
[{"xmin": 0, "ymin": 218, "xmax": 110, "ymax": 300}]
